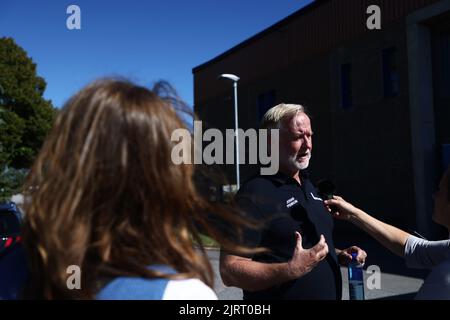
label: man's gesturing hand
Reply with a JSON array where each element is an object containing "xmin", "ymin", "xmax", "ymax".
[{"xmin": 287, "ymin": 232, "xmax": 329, "ymax": 279}]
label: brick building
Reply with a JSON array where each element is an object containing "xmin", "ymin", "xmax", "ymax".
[{"xmin": 193, "ymin": 0, "xmax": 450, "ymax": 238}]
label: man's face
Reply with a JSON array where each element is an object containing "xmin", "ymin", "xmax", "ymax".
[
  {"xmin": 433, "ymin": 170, "xmax": 450, "ymax": 230},
  {"xmin": 279, "ymin": 113, "xmax": 313, "ymax": 174}
]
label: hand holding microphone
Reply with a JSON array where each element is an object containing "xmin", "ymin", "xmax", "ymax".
[{"xmin": 316, "ymin": 179, "xmax": 338, "ymax": 214}]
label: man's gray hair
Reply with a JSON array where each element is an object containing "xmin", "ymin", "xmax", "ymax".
[{"xmin": 260, "ymin": 103, "xmax": 306, "ymax": 129}]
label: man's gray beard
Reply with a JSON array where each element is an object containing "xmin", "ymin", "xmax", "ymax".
[{"xmin": 286, "ymin": 153, "xmax": 311, "ymax": 171}]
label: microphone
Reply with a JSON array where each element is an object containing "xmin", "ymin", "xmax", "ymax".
[{"xmin": 316, "ymin": 179, "xmax": 337, "ymax": 213}]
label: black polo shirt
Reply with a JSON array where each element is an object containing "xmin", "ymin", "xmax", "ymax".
[{"xmin": 235, "ymin": 171, "xmax": 342, "ymax": 300}]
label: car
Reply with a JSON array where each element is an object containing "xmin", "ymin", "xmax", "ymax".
[
  {"xmin": 0, "ymin": 201, "xmax": 27, "ymax": 300},
  {"xmin": 0, "ymin": 201, "xmax": 22, "ymax": 255}
]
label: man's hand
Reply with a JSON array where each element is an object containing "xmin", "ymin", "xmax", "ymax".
[
  {"xmin": 287, "ymin": 232, "xmax": 329, "ymax": 279},
  {"xmin": 220, "ymin": 234, "xmax": 329, "ymax": 291},
  {"xmin": 336, "ymin": 246, "xmax": 367, "ymax": 266}
]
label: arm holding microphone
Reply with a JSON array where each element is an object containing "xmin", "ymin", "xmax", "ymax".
[
  {"xmin": 316, "ymin": 179, "xmax": 367, "ymax": 265},
  {"xmin": 324, "ymin": 196, "xmax": 412, "ymax": 258}
]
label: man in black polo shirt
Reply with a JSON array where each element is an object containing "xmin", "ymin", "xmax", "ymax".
[{"xmin": 220, "ymin": 104, "xmax": 366, "ymax": 300}]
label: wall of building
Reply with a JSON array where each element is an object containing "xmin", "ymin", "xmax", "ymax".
[{"xmin": 193, "ymin": 0, "xmax": 446, "ymax": 231}]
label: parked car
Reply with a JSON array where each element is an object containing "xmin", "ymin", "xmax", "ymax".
[
  {"xmin": 0, "ymin": 201, "xmax": 27, "ymax": 299},
  {"xmin": 0, "ymin": 201, "xmax": 22, "ymax": 255}
]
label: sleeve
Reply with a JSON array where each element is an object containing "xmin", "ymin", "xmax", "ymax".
[
  {"xmin": 404, "ymin": 235, "xmax": 450, "ymax": 269},
  {"xmin": 162, "ymin": 279, "xmax": 218, "ymax": 300}
]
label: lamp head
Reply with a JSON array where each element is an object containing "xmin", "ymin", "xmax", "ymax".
[{"xmin": 219, "ymin": 74, "xmax": 240, "ymax": 82}]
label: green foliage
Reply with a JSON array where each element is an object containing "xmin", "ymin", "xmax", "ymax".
[
  {"xmin": 0, "ymin": 37, "xmax": 56, "ymax": 200},
  {"xmin": 0, "ymin": 167, "xmax": 28, "ymax": 202},
  {"xmin": 198, "ymin": 234, "xmax": 219, "ymax": 248},
  {"xmin": 0, "ymin": 37, "xmax": 56, "ymax": 170}
]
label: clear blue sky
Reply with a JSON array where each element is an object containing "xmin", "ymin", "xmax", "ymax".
[{"xmin": 0, "ymin": 0, "xmax": 313, "ymax": 108}]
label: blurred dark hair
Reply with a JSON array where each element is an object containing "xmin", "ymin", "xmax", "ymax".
[{"xmin": 22, "ymin": 78, "xmax": 253, "ymax": 299}]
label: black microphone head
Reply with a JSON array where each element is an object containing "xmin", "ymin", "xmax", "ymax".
[{"xmin": 316, "ymin": 179, "xmax": 336, "ymax": 200}]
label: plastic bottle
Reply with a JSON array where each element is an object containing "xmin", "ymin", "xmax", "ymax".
[{"xmin": 348, "ymin": 252, "xmax": 365, "ymax": 300}]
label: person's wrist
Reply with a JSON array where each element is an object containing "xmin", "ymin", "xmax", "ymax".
[
  {"xmin": 349, "ymin": 208, "xmax": 363, "ymax": 223},
  {"xmin": 285, "ymin": 260, "xmax": 300, "ymax": 280},
  {"xmin": 286, "ymin": 260, "xmax": 296, "ymax": 279}
]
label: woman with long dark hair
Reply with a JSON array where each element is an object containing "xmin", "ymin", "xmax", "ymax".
[{"xmin": 16, "ymin": 79, "xmax": 250, "ymax": 299}]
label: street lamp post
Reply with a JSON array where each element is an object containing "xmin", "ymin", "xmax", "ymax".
[{"xmin": 219, "ymin": 73, "xmax": 240, "ymax": 189}]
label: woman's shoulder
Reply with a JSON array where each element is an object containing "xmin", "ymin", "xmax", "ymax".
[
  {"xmin": 97, "ymin": 277, "xmax": 217, "ymax": 300},
  {"xmin": 96, "ymin": 274, "xmax": 170, "ymax": 300},
  {"xmin": 162, "ymin": 278, "xmax": 217, "ymax": 300},
  {"xmin": 96, "ymin": 266, "xmax": 217, "ymax": 300},
  {"xmin": 404, "ymin": 235, "xmax": 450, "ymax": 269}
]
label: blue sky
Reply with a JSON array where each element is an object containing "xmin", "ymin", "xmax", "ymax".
[{"xmin": 0, "ymin": 0, "xmax": 313, "ymax": 108}]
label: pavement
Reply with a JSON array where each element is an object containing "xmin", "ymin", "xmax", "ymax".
[{"xmin": 208, "ymin": 227, "xmax": 429, "ymax": 300}]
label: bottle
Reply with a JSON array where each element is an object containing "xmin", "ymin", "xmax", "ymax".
[{"xmin": 348, "ymin": 252, "xmax": 365, "ymax": 300}]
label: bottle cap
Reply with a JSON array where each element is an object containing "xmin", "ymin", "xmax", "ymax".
[{"xmin": 350, "ymin": 252, "xmax": 364, "ymax": 267}]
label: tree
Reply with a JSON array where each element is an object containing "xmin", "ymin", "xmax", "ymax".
[
  {"xmin": 0, "ymin": 37, "xmax": 56, "ymax": 170},
  {"xmin": 0, "ymin": 167, "xmax": 28, "ymax": 202}
]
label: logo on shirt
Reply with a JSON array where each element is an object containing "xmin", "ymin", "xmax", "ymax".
[
  {"xmin": 286, "ymin": 197, "xmax": 299, "ymax": 208},
  {"xmin": 310, "ymin": 193, "xmax": 323, "ymax": 201}
]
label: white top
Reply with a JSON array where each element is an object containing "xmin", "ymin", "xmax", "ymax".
[
  {"xmin": 404, "ymin": 235, "xmax": 450, "ymax": 268},
  {"xmin": 163, "ymin": 278, "xmax": 218, "ymax": 300},
  {"xmin": 404, "ymin": 235, "xmax": 450, "ymax": 300},
  {"xmin": 96, "ymin": 273, "xmax": 218, "ymax": 300}
]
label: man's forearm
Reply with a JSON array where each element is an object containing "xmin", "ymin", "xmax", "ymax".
[{"xmin": 221, "ymin": 258, "xmax": 296, "ymax": 292}]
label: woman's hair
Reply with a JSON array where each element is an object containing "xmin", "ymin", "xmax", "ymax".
[{"xmin": 22, "ymin": 79, "xmax": 251, "ymax": 299}]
